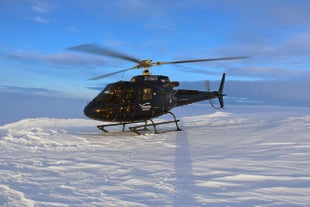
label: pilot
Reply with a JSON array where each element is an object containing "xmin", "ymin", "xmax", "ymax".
[{"xmin": 109, "ymin": 90, "xmax": 115, "ymax": 95}]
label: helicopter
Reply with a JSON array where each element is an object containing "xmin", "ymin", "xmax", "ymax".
[{"xmin": 68, "ymin": 44, "xmax": 248, "ymax": 134}]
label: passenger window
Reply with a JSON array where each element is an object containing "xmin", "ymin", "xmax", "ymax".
[
  {"xmin": 124, "ymin": 86, "xmax": 135, "ymax": 101},
  {"xmin": 142, "ymin": 88, "xmax": 152, "ymax": 101}
]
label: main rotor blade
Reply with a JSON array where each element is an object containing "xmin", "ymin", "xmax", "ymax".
[
  {"xmin": 156, "ymin": 56, "xmax": 250, "ymax": 65},
  {"xmin": 89, "ymin": 66, "xmax": 138, "ymax": 80},
  {"xmin": 68, "ymin": 43, "xmax": 141, "ymax": 63}
]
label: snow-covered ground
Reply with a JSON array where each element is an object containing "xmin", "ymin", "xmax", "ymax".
[{"xmin": 0, "ymin": 105, "xmax": 309, "ymax": 206}]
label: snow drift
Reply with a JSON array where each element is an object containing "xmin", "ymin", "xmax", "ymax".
[{"xmin": 0, "ymin": 105, "xmax": 309, "ymax": 206}]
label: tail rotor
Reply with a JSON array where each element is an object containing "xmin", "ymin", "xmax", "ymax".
[{"xmin": 206, "ymin": 80, "xmax": 218, "ymax": 109}]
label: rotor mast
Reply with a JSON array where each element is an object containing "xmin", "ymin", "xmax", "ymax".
[{"xmin": 136, "ymin": 60, "xmax": 153, "ymax": 75}]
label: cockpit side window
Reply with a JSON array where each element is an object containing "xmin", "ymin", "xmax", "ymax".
[{"xmin": 94, "ymin": 85, "xmax": 123, "ymax": 103}]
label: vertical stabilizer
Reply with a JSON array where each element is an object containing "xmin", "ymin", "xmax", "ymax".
[{"xmin": 218, "ymin": 73, "xmax": 226, "ymax": 108}]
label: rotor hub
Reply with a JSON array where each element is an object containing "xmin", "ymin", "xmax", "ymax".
[
  {"xmin": 137, "ymin": 60, "xmax": 153, "ymax": 69},
  {"xmin": 136, "ymin": 60, "xmax": 153, "ymax": 76}
]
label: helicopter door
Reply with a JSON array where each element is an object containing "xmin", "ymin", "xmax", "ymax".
[
  {"xmin": 119, "ymin": 86, "xmax": 136, "ymax": 119},
  {"xmin": 124, "ymin": 86, "xmax": 136, "ymax": 103},
  {"xmin": 138, "ymin": 87, "xmax": 152, "ymax": 113}
]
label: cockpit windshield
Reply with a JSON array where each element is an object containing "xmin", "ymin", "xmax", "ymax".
[{"xmin": 94, "ymin": 85, "xmax": 123, "ymax": 103}]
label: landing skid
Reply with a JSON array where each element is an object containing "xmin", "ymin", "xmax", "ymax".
[{"xmin": 97, "ymin": 112, "xmax": 181, "ymax": 135}]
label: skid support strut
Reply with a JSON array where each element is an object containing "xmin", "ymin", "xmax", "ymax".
[
  {"xmin": 96, "ymin": 112, "xmax": 181, "ymax": 135},
  {"xmin": 97, "ymin": 122, "xmax": 134, "ymax": 133},
  {"xmin": 129, "ymin": 112, "xmax": 181, "ymax": 135}
]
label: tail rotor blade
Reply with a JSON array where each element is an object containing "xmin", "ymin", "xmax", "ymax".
[{"xmin": 205, "ymin": 80, "xmax": 211, "ymax": 92}]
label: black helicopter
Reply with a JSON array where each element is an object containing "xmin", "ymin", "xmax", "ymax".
[{"xmin": 69, "ymin": 44, "xmax": 248, "ymax": 134}]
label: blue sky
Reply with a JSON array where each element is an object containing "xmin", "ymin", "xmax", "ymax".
[{"xmin": 1, "ymin": 0, "xmax": 310, "ymax": 123}]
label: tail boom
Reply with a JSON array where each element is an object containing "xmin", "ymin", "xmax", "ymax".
[{"xmin": 175, "ymin": 73, "xmax": 226, "ymax": 108}]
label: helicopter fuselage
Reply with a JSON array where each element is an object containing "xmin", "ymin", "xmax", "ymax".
[
  {"xmin": 84, "ymin": 74, "xmax": 225, "ymax": 122},
  {"xmin": 66, "ymin": 43, "xmax": 246, "ymax": 132}
]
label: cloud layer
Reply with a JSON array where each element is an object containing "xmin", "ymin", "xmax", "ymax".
[{"xmin": 1, "ymin": 0, "xmax": 309, "ymax": 115}]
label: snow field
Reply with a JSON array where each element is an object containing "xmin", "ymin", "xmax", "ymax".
[{"xmin": 0, "ymin": 106, "xmax": 310, "ymax": 206}]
